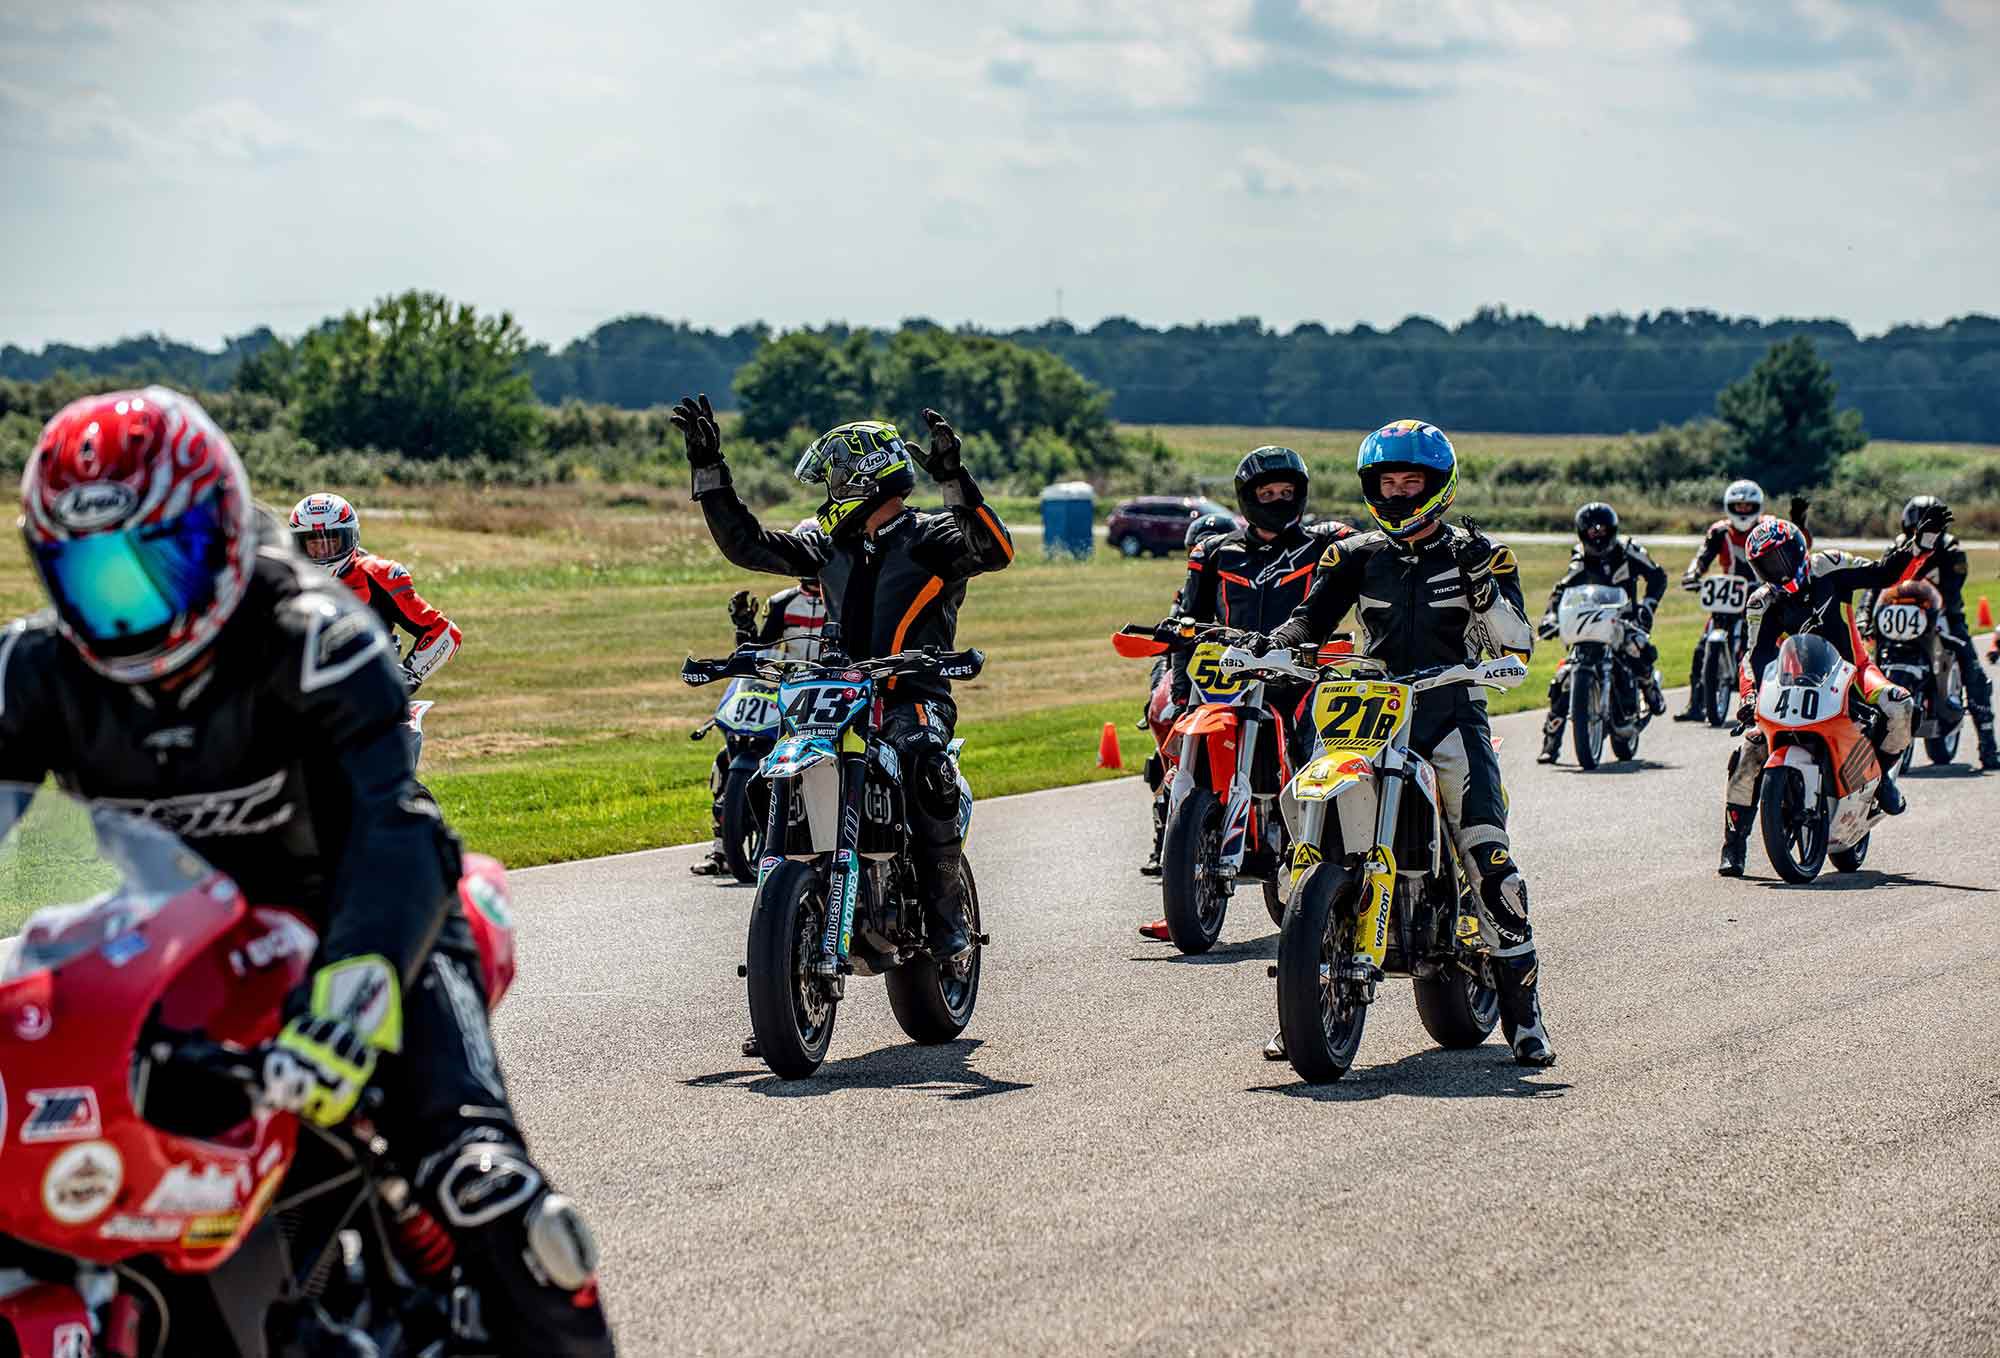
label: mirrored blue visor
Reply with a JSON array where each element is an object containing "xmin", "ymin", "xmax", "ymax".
[{"xmin": 32, "ymin": 496, "xmax": 227, "ymax": 654}]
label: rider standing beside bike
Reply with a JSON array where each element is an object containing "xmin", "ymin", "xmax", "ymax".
[
  {"xmin": 1717, "ymin": 510, "xmax": 1946, "ymax": 875},
  {"xmin": 671, "ymin": 393, "xmax": 1012, "ymax": 967},
  {"xmin": 1537, "ymin": 502, "xmax": 1668, "ymax": 763},
  {"xmin": 1259, "ymin": 420, "xmax": 1553, "ymax": 1067},
  {"xmin": 694, "ymin": 525, "xmax": 830, "ymax": 877},
  {"xmin": 1857, "ymin": 496, "xmax": 1999, "ymax": 771},
  {"xmin": 3, "ymin": 390, "xmax": 612, "ymax": 1356},
  {"xmin": 289, "ymin": 492, "xmax": 462, "ymax": 693},
  {"xmin": 1135, "ymin": 449, "xmax": 1351, "ymax": 938}
]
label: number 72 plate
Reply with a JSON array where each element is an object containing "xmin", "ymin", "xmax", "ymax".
[{"xmin": 1310, "ymin": 680, "xmax": 1411, "ymax": 751}]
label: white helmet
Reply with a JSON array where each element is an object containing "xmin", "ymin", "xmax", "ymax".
[
  {"xmin": 288, "ymin": 492, "xmax": 360, "ymax": 573},
  {"xmin": 1722, "ymin": 480, "xmax": 1764, "ymax": 533}
]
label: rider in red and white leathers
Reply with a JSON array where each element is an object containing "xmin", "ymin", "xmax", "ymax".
[
  {"xmin": 1674, "ymin": 480, "xmax": 1771, "ymax": 720},
  {"xmin": 289, "ymin": 493, "xmax": 462, "ymax": 692}
]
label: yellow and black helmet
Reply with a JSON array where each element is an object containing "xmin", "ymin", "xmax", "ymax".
[{"xmin": 794, "ymin": 421, "xmax": 917, "ymax": 538}]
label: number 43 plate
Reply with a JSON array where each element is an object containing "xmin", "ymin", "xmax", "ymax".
[{"xmin": 1311, "ymin": 680, "xmax": 1410, "ymax": 749}]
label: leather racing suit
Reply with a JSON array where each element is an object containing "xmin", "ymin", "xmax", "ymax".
[
  {"xmin": 1857, "ymin": 530, "xmax": 1996, "ymax": 763},
  {"xmin": 0, "ymin": 531, "xmax": 610, "ymax": 1355},
  {"xmin": 1540, "ymin": 536, "xmax": 1668, "ymax": 752},
  {"xmin": 333, "ymin": 549, "xmax": 462, "ymax": 692},
  {"xmin": 693, "ymin": 458, "xmax": 1014, "ymax": 937}
]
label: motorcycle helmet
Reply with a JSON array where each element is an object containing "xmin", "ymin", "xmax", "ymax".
[
  {"xmin": 1184, "ymin": 510, "xmax": 1236, "ymax": 552},
  {"xmin": 1746, "ymin": 518, "xmax": 1810, "ymax": 596},
  {"xmin": 1902, "ymin": 494, "xmax": 1948, "ymax": 549},
  {"xmin": 22, "ymin": 387, "xmax": 258, "ymax": 684},
  {"xmin": 792, "ymin": 518, "xmax": 828, "ymax": 591},
  {"xmin": 1356, "ymin": 420, "xmax": 1457, "ymax": 538},
  {"xmin": 793, "ymin": 421, "xmax": 916, "ymax": 540},
  {"xmin": 1723, "ymin": 480, "xmax": 1764, "ymax": 534},
  {"xmin": 1233, "ymin": 447, "xmax": 1309, "ymax": 534},
  {"xmin": 1575, "ymin": 502, "xmax": 1619, "ymax": 560},
  {"xmin": 289, "ymin": 492, "xmax": 361, "ymax": 574}
]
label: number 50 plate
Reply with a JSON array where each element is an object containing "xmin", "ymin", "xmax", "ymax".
[{"xmin": 1310, "ymin": 680, "xmax": 1410, "ymax": 752}]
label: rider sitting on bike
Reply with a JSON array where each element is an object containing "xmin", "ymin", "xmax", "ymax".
[
  {"xmin": 4, "ymin": 390, "xmax": 612, "ymax": 1356},
  {"xmin": 693, "ymin": 523, "xmax": 830, "ymax": 877},
  {"xmin": 1717, "ymin": 510, "xmax": 1945, "ymax": 876},
  {"xmin": 1537, "ymin": 502, "xmax": 1668, "ymax": 763},
  {"xmin": 289, "ymin": 491, "xmax": 461, "ymax": 693},
  {"xmin": 1856, "ymin": 496, "xmax": 1998, "ymax": 771},
  {"xmin": 1139, "ymin": 510, "xmax": 1237, "ymax": 878},
  {"xmin": 1255, "ymin": 419, "xmax": 1553, "ymax": 1067},
  {"xmin": 670, "ymin": 393, "xmax": 1013, "ymax": 1023},
  {"xmin": 1136, "ymin": 449, "xmax": 1352, "ymax": 939},
  {"xmin": 1674, "ymin": 480, "xmax": 1772, "ymax": 720}
]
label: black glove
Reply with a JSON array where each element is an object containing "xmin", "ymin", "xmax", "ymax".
[
  {"xmin": 1245, "ymin": 633, "xmax": 1276, "ymax": 657},
  {"xmin": 1788, "ymin": 496, "xmax": 1810, "ymax": 525},
  {"xmin": 727, "ymin": 589, "xmax": 758, "ymax": 631},
  {"xmin": 669, "ymin": 393, "xmax": 722, "ymax": 469},
  {"xmin": 1681, "ymin": 571, "xmax": 1700, "ymax": 592},
  {"xmin": 1913, "ymin": 503, "xmax": 1953, "ymax": 548},
  {"xmin": 1537, "ymin": 613, "xmax": 1559, "ymax": 641},
  {"xmin": 915, "ymin": 408, "xmax": 963, "ymax": 479},
  {"xmin": 1637, "ymin": 598, "xmax": 1658, "ymax": 631},
  {"xmin": 400, "ymin": 664, "xmax": 421, "ymax": 695},
  {"xmin": 1735, "ymin": 696, "xmax": 1756, "ymax": 728},
  {"xmin": 1453, "ymin": 516, "xmax": 1497, "ymax": 610}
]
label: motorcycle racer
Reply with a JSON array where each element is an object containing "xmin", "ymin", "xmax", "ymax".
[
  {"xmin": 1856, "ymin": 496, "xmax": 1998, "ymax": 771},
  {"xmin": 289, "ymin": 492, "xmax": 462, "ymax": 693},
  {"xmin": 1537, "ymin": 502, "xmax": 1668, "ymax": 762},
  {"xmin": 1257, "ymin": 419, "xmax": 1553, "ymax": 1068},
  {"xmin": 1717, "ymin": 512, "xmax": 1943, "ymax": 876},
  {"xmin": 1673, "ymin": 480, "xmax": 1770, "ymax": 720},
  {"xmin": 4, "ymin": 390, "xmax": 612, "ymax": 1355},
  {"xmin": 1136, "ymin": 450, "xmax": 1351, "ymax": 937},
  {"xmin": 671, "ymin": 393, "xmax": 1012, "ymax": 980}
]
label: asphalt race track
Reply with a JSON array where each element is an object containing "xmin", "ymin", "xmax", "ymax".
[{"xmin": 495, "ymin": 703, "xmax": 2000, "ymax": 1356}]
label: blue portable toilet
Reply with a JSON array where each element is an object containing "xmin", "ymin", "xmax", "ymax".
[{"xmin": 1039, "ymin": 481, "xmax": 1096, "ymax": 558}]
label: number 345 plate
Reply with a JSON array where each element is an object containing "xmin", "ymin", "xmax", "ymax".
[{"xmin": 1310, "ymin": 680, "xmax": 1410, "ymax": 750}]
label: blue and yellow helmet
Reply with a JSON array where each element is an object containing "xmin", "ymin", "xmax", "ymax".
[
  {"xmin": 794, "ymin": 421, "xmax": 916, "ymax": 538},
  {"xmin": 1356, "ymin": 419, "xmax": 1458, "ymax": 538}
]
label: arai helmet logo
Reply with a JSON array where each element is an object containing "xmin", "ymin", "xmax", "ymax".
[{"xmin": 53, "ymin": 482, "xmax": 138, "ymax": 530}]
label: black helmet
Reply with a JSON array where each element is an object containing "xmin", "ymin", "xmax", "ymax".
[
  {"xmin": 1234, "ymin": 446, "xmax": 1309, "ymax": 534},
  {"xmin": 1575, "ymin": 502, "xmax": 1619, "ymax": 559},
  {"xmin": 1184, "ymin": 511, "xmax": 1235, "ymax": 552},
  {"xmin": 1902, "ymin": 495, "xmax": 1945, "ymax": 538}
]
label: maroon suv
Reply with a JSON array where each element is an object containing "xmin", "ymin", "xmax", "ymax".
[{"xmin": 1106, "ymin": 496, "xmax": 1240, "ymax": 558}]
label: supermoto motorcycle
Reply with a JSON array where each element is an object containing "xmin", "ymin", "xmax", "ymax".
[
  {"xmin": 1870, "ymin": 579, "xmax": 1967, "ymax": 769},
  {"xmin": 1113, "ymin": 622, "xmax": 1296, "ymax": 954},
  {"xmin": 1241, "ymin": 645, "xmax": 1531, "ymax": 1082},
  {"xmin": 1689, "ymin": 573, "xmax": 1753, "ymax": 727},
  {"xmin": 681, "ymin": 639, "xmax": 987, "ymax": 1080},
  {"xmin": 1555, "ymin": 584, "xmax": 1651, "ymax": 768},
  {"xmin": 1744, "ymin": 633, "xmax": 1890, "ymax": 883},
  {"xmin": 687, "ymin": 670, "xmax": 784, "ymax": 882},
  {"xmin": 0, "ymin": 783, "xmax": 519, "ymax": 1356}
]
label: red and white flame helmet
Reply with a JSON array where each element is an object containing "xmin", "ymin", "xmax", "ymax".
[
  {"xmin": 288, "ymin": 492, "xmax": 361, "ymax": 573},
  {"xmin": 21, "ymin": 387, "xmax": 257, "ymax": 683}
]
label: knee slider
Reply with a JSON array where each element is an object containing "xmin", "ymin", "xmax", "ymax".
[{"xmin": 524, "ymin": 1193, "xmax": 600, "ymax": 1292}]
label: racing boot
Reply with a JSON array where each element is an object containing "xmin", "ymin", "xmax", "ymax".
[
  {"xmin": 1492, "ymin": 955, "xmax": 1554, "ymax": 1067},
  {"xmin": 1139, "ymin": 918, "xmax": 1172, "ymax": 941},
  {"xmin": 1672, "ymin": 698, "xmax": 1704, "ymax": 722},
  {"xmin": 1262, "ymin": 1028, "xmax": 1286, "ymax": 1061},
  {"xmin": 920, "ymin": 855, "xmax": 971, "ymax": 960},
  {"xmin": 1645, "ymin": 669, "xmax": 1668, "ymax": 717},
  {"xmin": 741, "ymin": 1034, "xmax": 760, "ymax": 1058},
  {"xmin": 1537, "ymin": 716, "xmax": 1563, "ymax": 764},
  {"xmin": 1140, "ymin": 802, "xmax": 1165, "ymax": 876},
  {"xmin": 1977, "ymin": 716, "xmax": 2000, "ymax": 772},
  {"xmin": 1718, "ymin": 805, "xmax": 1751, "ymax": 877},
  {"xmin": 690, "ymin": 842, "xmax": 729, "ymax": 876},
  {"xmin": 1875, "ymin": 768, "xmax": 1907, "ymax": 816}
]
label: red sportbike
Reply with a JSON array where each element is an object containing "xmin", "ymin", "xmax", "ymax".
[{"xmin": 0, "ymin": 785, "xmax": 517, "ymax": 1357}]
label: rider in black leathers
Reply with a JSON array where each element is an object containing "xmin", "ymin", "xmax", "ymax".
[
  {"xmin": 1537, "ymin": 502, "xmax": 1668, "ymax": 762},
  {"xmin": 3, "ymin": 389, "xmax": 611, "ymax": 1357}
]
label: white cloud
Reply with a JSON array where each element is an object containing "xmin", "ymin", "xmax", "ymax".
[
  {"xmin": 1222, "ymin": 146, "xmax": 1363, "ymax": 197},
  {"xmin": 181, "ymin": 99, "xmax": 311, "ymax": 161},
  {"xmin": 351, "ymin": 96, "xmax": 449, "ymax": 135}
]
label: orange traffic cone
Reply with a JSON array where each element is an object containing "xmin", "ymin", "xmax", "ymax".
[
  {"xmin": 1979, "ymin": 596, "xmax": 1994, "ymax": 629},
  {"xmin": 1097, "ymin": 721, "xmax": 1123, "ymax": 769}
]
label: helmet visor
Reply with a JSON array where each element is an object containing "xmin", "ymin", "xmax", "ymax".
[
  {"xmin": 1727, "ymin": 501, "xmax": 1760, "ymax": 520},
  {"xmin": 292, "ymin": 524, "xmax": 356, "ymax": 566},
  {"xmin": 1750, "ymin": 538, "xmax": 1805, "ymax": 588},
  {"xmin": 33, "ymin": 497, "xmax": 226, "ymax": 654}
]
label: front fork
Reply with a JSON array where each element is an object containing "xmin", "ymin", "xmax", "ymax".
[
  {"xmin": 1348, "ymin": 762, "xmax": 1407, "ymax": 985},
  {"xmin": 1216, "ymin": 713, "xmax": 1262, "ymax": 873},
  {"xmin": 814, "ymin": 754, "xmax": 868, "ymax": 981}
]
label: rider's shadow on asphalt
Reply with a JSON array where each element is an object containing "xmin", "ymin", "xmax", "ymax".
[
  {"xmin": 1245, "ymin": 1046, "xmax": 1572, "ymax": 1102},
  {"xmin": 1757, "ymin": 870, "xmax": 1998, "ymax": 894},
  {"xmin": 1126, "ymin": 932, "xmax": 1278, "ymax": 966},
  {"xmin": 1552, "ymin": 759, "xmax": 1675, "ymax": 775},
  {"xmin": 683, "ymin": 1038, "xmax": 1032, "ymax": 1101}
]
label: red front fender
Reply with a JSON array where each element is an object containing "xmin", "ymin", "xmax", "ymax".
[
  {"xmin": 1171, "ymin": 705, "xmax": 1242, "ymax": 793},
  {"xmin": 0, "ymin": 1283, "xmax": 91, "ymax": 1358}
]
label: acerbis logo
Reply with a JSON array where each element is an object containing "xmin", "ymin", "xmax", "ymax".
[{"xmin": 53, "ymin": 481, "xmax": 137, "ymax": 530}]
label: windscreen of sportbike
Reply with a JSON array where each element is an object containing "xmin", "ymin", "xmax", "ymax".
[
  {"xmin": 1773, "ymin": 633, "xmax": 1843, "ymax": 692},
  {"xmin": 1557, "ymin": 584, "xmax": 1626, "ymax": 628},
  {"xmin": 0, "ymin": 783, "xmax": 217, "ymax": 979}
]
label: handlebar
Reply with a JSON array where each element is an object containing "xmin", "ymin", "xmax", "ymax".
[{"xmin": 682, "ymin": 645, "xmax": 985, "ymax": 688}]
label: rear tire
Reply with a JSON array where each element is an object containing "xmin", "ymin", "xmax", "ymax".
[
  {"xmin": 1571, "ymin": 666, "xmax": 1604, "ymax": 770},
  {"xmin": 745, "ymin": 860, "xmax": 839, "ymax": 1078},
  {"xmin": 1262, "ymin": 876, "xmax": 1286, "ymax": 927},
  {"xmin": 1704, "ymin": 641, "xmax": 1734, "ymax": 727},
  {"xmin": 1413, "ymin": 962, "xmax": 1499, "ymax": 1049},
  {"xmin": 1276, "ymin": 865, "xmax": 1368, "ymax": 1083},
  {"xmin": 1830, "ymin": 834, "xmax": 1871, "ymax": 874},
  {"xmin": 1758, "ymin": 766, "xmax": 1828, "ymax": 884},
  {"xmin": 1161, "ymin": 787, "xmax": 1229, "ymax": 954},
  {"xmin": 885, "ymin": 862, "xmax": 983, "ymax": 1044},
  {"xmin": 719, "ymin": 766, "xmax": 763, "ymax": 884}
]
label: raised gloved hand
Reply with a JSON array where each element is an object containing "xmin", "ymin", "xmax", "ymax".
[
  {"xmin": 263, "ymin": 956, "xmax": 402, "ymax": 1129},
  {"xmin": 1789, "ymin": 496, "xmax": 1810, "ymax": 526},
  {"xmin": 1681, "ymin": 571, "xmax": 1700, "ymax": 592},
  {"xmin": 1453, "ymin": 516, "xmax": 1498, "ymax": 610},
  {"xmin": 1537, "ymin": 613, "xmax": 1559, "ymax": 641},
  {"xmin": 1913, "ymin": 502, "xmax": 1953, "ymax": 550},
  {"xmin": 669, "ymin": 393, "xmax": 722, "ymax": 469},
  {"xmin": 728, "ymin": 589, "xmax": 758, "ymax": 632},
  {"xmin": 915, "ymin": 408, "xmax": 963, "ymax": 480}
]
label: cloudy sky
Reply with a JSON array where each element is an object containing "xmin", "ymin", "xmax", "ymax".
[{"xmin": 2, "ymin": 0, "xmax": 1995, "ymax": 349}]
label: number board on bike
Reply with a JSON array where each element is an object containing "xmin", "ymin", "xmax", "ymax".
[
  {"xmin": 719, "ymin": 678, "xmax": 781, "ymax": 734},
  {"xmin": 1185, "ymin": 642, "xmax": 1252, "ymax": 703},
  {"xmin": 1310, "ymin": 680, "xmax": 1410, "ymax": 752},
  {"xmin": 1699, "ymin": 575, "xmax": 1750, "ymax": 614},
  {"xmin": 1873, "ymin": 603, "xmax": 1928, "ymax": 643},
  {"xmin": 777, "ymin": 678, "xmax": 871, "ymax": 733}
]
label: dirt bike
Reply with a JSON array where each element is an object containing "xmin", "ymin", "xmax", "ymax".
[
  {"xmin": 1688, "ymin": 573, "xmax": 1753, "ymax": 728},
  {"xmin": 681, "ymin": 642, "xmax": 987, "ymax": 1080},
  {"xmin": 1112, "ymin": 622, "xmax": 1299, "ymax": 953},
  {"xmin": 687, "ymin": 671, "xmax": 784, "ymax": 882},
  {"xmin": 1555, "ymin": 584, "xmax": 1651, "ymax": 768},
  {"xmin": 0, "ymin": 783, "xmax": 519, "ymax": 1356},
  {"xmin": 1869, "ymin": 580, "xmax": 1967, "ymax": 769},
  {"xmin": 1744, "ymin": 633, "xmax": 1890, "ymax": 883},
  {"xmin": 1246, "ymin": 646, "xmax": 1531, "ymax": 1083}
]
